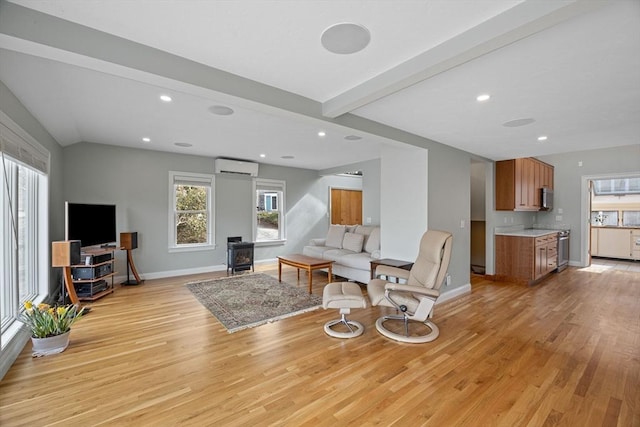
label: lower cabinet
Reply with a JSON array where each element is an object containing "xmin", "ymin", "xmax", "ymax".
[
  {"xmin": 496, "ymin": 232, "xmax": 558, "ymax": 285},
  {"xmin": 535, "ymin": 234, "xmax": 558, "ymax": 280},
  {"xmin": 591, "ymin": 227, "xmax": 640, "ymax": 260},
  {"xmin": 633, "ymin": 229, "xmax": 640, "ymax": 260}
]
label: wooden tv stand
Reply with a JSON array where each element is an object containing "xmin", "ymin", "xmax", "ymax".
[{"xmin": 69, "ymin": 247, "xmax": 116, "ymax": 301}]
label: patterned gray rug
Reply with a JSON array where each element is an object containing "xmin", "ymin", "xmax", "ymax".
[{"xmin": 186, "ymin": 273, "xmax": 322, "ymax": 333}]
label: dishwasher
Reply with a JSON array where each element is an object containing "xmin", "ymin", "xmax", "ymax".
[{"xmin": 557, "ymin": 230, "xmax": 570, "ymax": 272}]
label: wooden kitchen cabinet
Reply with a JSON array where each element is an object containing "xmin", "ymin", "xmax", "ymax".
[
  {"xmin": 535, "ymin": 234, "xmax": 558, "ymax": 280},
  {"xmin": 495, "ymin": 232, "xmax": 558, "ymax": 285},
  {"xmin": 496, "ymin": 158, "xmax": 554, "ymax": 211}
]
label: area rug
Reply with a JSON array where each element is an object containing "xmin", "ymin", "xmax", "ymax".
[{"xmin": 186, "ymin": 273, "xmax": 323, "ymax": 333}]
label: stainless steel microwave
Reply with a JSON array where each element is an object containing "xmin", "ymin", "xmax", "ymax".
[{"xmin": 541, "ymin": 187, "xmax": 553, "ymax": 210}]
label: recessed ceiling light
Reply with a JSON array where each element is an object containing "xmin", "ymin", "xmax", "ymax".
[
  {"xmin": 259, "ymin": 154, "xmax": 266, "ymax": 158},
  {"xmin": 476, "ymin": 94, "xmax": 491, "ymax": 102},
  {"xmin": 537, "ymin": 135, "xmax": 548, "ymax": 141},
  {"xmin": 503, "ymin": 118, "xmax": 536, "ymax": 127},
  {"xmin": 160, "ymin": 95, "xmax": 172, "ymax": 102},
  {"xmin": 208, "ymin": 105, "xmax": 234, "ymax": 116},
  {"xmin": 321, "ymin": 23, "xmax": 371, "ymax": 54},
  {"xmin": 345, "ymin": 135, "xmax": 362, "ymax": 141},
  {"xmin": 318, "ymin": 131, "xmax": 326, "ymax": 137},
  {"xmin": 281, "ymin": 155, "xmax": 295, "ymax": 159},
  {"xmin": 174, "ymin": 142, "xmax": 192, "ymax": 147},
  {"xmin": 142, "ymin": 137, "xmax": 151, "ymax": 143}
]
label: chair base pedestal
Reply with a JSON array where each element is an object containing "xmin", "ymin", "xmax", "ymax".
[
  {"xmin": 324, "ymin": 314, "xmax": 364, "ymax": 338},
  {"xmin": 322, "ymin": 282, "xmax": 367, "ymax": 339},
  {"xmin": 375, "ymin": 316, "xmax": 440, "ymax": 344}
]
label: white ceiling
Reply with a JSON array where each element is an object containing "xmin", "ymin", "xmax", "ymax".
[{"xmin": 0, "ymin": 0, "xmax": 638, "ymax": 170}]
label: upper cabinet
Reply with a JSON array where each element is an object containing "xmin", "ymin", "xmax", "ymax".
[{"xmin": 495, "ymin": 158, "xmax": 554, "ymax": 211}]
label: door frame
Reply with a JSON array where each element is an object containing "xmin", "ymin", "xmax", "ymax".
[{"xmin": 580, "ymin": 171, "xmax": 640, "ymax": 267}]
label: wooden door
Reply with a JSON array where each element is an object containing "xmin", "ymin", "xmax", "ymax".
[{"xmin": 330, "ymin": 189, "xmax": 362, "ymax": 225}]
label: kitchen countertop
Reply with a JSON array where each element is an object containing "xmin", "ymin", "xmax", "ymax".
[{"xmin": 495, "ymin": 228, "xmax": 560, "ymax": 238}]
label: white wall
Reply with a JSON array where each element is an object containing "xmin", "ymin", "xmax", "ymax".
[
  {"xmin": 380, "ymin": 144, "xmax": 428, "ymax": 261},
  {"xmin": 470, "ymin": 161, "xmax": 486, "ymax": 221}
]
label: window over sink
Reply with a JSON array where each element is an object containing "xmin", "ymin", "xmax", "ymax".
[{"xmin": 591, "ymin": 210, "xmax": 618, "ymax": 226}]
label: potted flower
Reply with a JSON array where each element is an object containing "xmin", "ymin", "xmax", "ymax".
[{"xmin": 19, "ymin": 301, "xmax": 85, "ymax": 357}]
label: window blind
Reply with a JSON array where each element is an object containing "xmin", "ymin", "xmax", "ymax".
[
  {"xmin": 172, "ymin": 174, "xmax": 213, "ymax": 187},
  {"xmin": 0, "ymin": 111, "xmax": 49, "ymax": 175}
]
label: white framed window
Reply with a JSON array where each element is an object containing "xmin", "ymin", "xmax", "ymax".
[
  {"xmin": 1, "ymin": 111, "xmax": 49, "ymax": 346},
  {"xmin": 168, "ymin": 171, "xmax": 215, "ymax": 252},
  {"xmin": 253, "ymin": 178, "xmax": 286, "ymax": 245}
]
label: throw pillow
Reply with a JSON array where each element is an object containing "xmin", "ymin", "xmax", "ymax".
[
  {"xmin": 342, "ymin": 232, "xmax": 364, "ymax": 253},
  {"xmin": 364, "ymin": 227, "xmax": 381, "ymax": 253},
  {"xmin": 325, "ymin": 225, "xmax": 346, "ymax": 248}
]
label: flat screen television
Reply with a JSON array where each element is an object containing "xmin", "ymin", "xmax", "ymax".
[{"xmin": 65, "ymin": 202, "xmax": 116, "ymax": 248}]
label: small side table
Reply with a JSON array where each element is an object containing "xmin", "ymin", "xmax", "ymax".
[{"xmin": 370, "ymin": 258, "xmax": 414, "ymax": 280}]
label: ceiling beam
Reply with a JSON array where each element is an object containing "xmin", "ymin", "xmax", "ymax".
[{"xmin": 321, "ymin": 0, "xmax": 608, "ymax": 119}]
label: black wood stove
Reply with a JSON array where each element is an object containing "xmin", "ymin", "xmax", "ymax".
[{"xmin": 227, "ymin": 237, "xmax": 255, "ymax": 275}]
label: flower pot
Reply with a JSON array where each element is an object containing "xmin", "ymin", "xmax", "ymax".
[{"xmin": 31, "ymin": 330, "xmax": 70, "ymax": 357}]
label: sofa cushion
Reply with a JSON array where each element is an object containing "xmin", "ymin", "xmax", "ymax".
[
  {"xmin": 322, "ymin": 248, "xmax": 356, "ymax": 262},
  {"xmin": 308, "ymin": 238, "xmax": 326, "ymax": 246},
  {"xmin": 364, "ymin": 226, "xmax": 381, "ymax": 253},
  {"xmin": 354, "ymin": 225, "xmax": 372, "ymax": 242},
  {"xmin": 342, "ymin": 232, "xmax": 364, "ymax": 253},
  {"xmin": 325, "ymin": 225, "xmax": 346, "ymax": 248},
  {"xmin": 340, "ymin": 252, "xmax": 374, "ymax": 270},
  {"xmin": 302, "ymin": 245, "xmax": 331, "ymax": 259}
]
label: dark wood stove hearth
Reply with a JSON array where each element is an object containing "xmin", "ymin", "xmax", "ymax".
[{"xmin": 227, "ymin": 237, "xmax": 255, "ymax": 275}]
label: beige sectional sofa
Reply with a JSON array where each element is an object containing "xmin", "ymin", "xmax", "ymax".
[{"xmin": 302, "ymin": 224, "xmax": 381, "ymax": 284}]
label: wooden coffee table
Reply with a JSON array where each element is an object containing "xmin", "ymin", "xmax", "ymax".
[{"xmin": 277, "ymin": 254, "xmax": 334, "ymax": 294}]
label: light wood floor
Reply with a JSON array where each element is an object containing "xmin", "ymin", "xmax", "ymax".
[{"xmin": 1, "ymin": 263, "xmax": 639, "ymax": 426}]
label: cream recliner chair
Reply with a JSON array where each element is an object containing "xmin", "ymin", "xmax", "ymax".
[{"xmin": 367, "ymin": 230, "xmax": 452, "ymax": 343}]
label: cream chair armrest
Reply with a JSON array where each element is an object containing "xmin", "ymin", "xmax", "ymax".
[
  {"xmin": 384, "ymin": 283, "xmax": 440, "ymax": 298},
  {"xmin": 309, "ymin": 238, "xmax": 326, "ymax": 246},
  {"xmin": 370, "ymin": 249, "xmax": 381, "ymax": 259},
  {"xmin": 376, "ymin": 265, "xmax": 410, "ymax": 280}
]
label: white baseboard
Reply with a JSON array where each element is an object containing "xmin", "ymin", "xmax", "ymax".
[
  {"xmin": 115, "ymin": 259, "xmax": 281, "ymax": 283},
  {"xmin": 437, "ymin": 283, "xmax": 471, "ymax": 305},
  {"xmin": 114, "ymin": 264, "xmax": 228, "ymax": 283}
]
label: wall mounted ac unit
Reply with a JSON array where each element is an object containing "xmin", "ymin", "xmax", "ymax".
[{"xmin": 214, "ymin": 158, "xmax": 259, "ymax": 177}]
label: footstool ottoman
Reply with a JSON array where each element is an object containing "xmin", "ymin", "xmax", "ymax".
[{"xmin": 322, "ymin": 282, "xmax": 367, "ymax": 338}]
